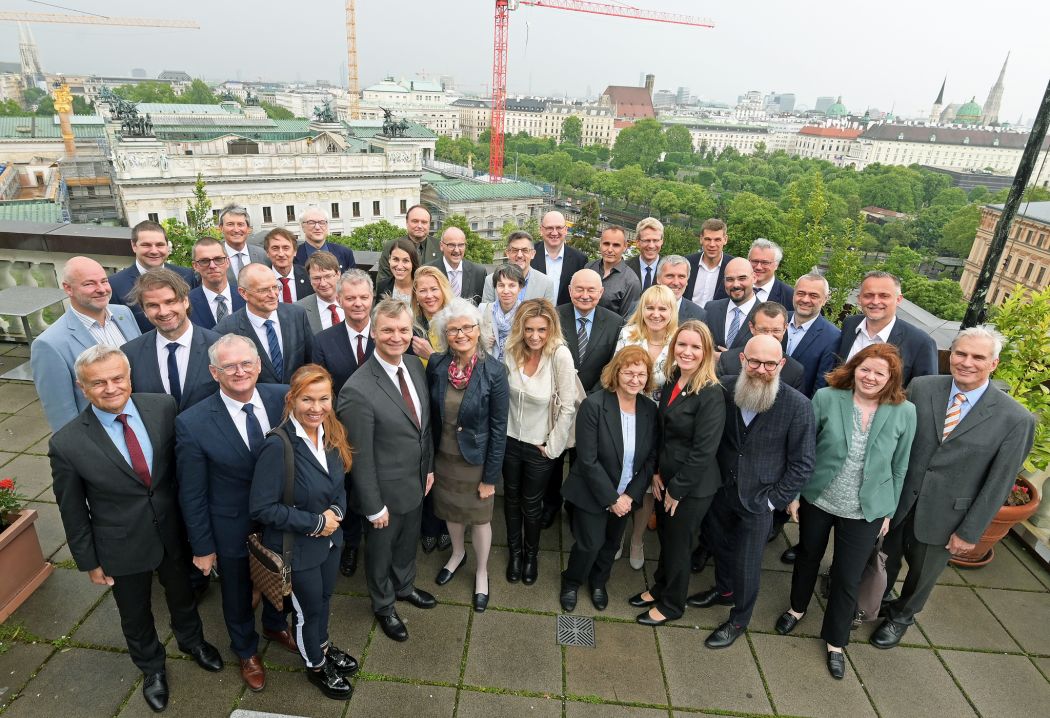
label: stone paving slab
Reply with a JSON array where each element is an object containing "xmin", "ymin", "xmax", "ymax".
[
  {"xmin": 0, "ymin": 642, "xmax": 53, "ymax": 711},
  {"xmin": 118, "ymin": 654, "xmax": 244, "ymax": 718},
  {"xmin": 940, "ymin": 649, "xmax": 1050, "ymax": 718},
  {"xmin": 463, "ymin": 611, "xmax": 562, "ymax": 695},
  {"xmin": 345, "ymin": 680, "xmax": 456, "ymax": 718},
  {"xmin": 564, "ymin": 620, "xmax": 665, "ymax": 705},
  {"xmin": 455, "ymin": 690, "xmax": 562, "ymax": 718},
  {"xmin": 564, "ymin": 702, "xmax": 669, "ymax": 718},
  {"xmin": 977, "ymin": 586, "xmax": 1050, "ymax": 655},
  {"xmin": 7, "ymin": 568, "xmax": 108, "ymax": 641},
  {"xmin": 363, "ymin": 602, "xmax": 467, "ymax": 684},
  {"xmin": 74, "ymin": 583, "xmax": 169, "ymax": 652},
  {"xmin": 0, "ymin": 454, "xmax": 54, "ymax": 503},
  {"xmin": 1004, "ymin": 538, "xmax": 1050, "ymax": 590},
  {"xmin": 1, "ymin": 647, "xmax": 139, "ymax": 718},
  {"xmin": 22, "ymin": 502, "xmax": 67, "ymax": 562},
  {"xmin": 259, "ymin": 594, "xmax": 374, "ymax": 674},
  {"xmin": 956, "ymin": 546, "xmax": 1050, "ymax": 591},
  {"xmin": 0, "ymin": 413, "xmax": 51, "ymax": 454},
  {"xmin": 235, "ymin": 666, "xmax": 345, "ymax": 718},
  {"xmin": 658, "ymin": 624, "xmax": 770, "ymax": 714},
  {"xmin": 477, "ymin": 546, "xmax": 563, "ymax": 614},
  {"xmin": 912, "ymin": 584, "xmax": 1019, "ymax": 651},
  {"xmin": 849, "ymin": 643, "xmax": 976, "ymax": 718}
]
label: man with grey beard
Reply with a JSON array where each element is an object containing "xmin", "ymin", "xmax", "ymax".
[{"xmin": 689, "ymin": 334, "xmax": 815, "ymax": 650}]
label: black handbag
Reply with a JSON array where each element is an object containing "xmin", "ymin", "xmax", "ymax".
[{"xmin": 247, "ymin": 425, "xmax": 295, "ymax": 610}]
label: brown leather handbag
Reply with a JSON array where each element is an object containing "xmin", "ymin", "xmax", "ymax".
[
  {"xmin": 247, "ymin": 426, "xmax": 295, "ymax": 610},
  {"xmin": 855, "ymin": 537, "xmax": 888, "ymax": 623}
]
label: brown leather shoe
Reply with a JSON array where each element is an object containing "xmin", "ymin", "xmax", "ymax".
[
  {"xmin": 239, "ymin": 655, "xmax": 266, "ymax": 692},
  {"xmin": 262, "ymin": 628, "xmax": 299, "ymax": 654}
]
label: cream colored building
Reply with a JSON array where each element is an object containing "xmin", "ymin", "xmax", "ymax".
[
  {"xmin": 420, "ymin": 170, "xmax": 546, "ymax": 241},
  {"xmin": 790, "ymin": 126, "xmax": 863, "ymax": 165},
  {"xmin": 962, "ymin": 202, "xmax": 1050, "ymax": 307},
  {"xmin": 660, "ymin": 119, "xmax": 792, "ymax": 155},
  {"xmin": 454, "ymin": 98, "xmax": 614, "ymax": 147}
]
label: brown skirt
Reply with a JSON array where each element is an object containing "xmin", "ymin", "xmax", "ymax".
[{"xmin": 433, "ymin": 385, "xmax": 493, "ymax": 524}]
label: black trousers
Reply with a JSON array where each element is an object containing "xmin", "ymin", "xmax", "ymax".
[
  {"xmin": 789, "ymin": 499, "xmax": 882, "ymax": 647},
  {"xmin": 650, "ymin": 494, "xmax": 712, "ymax": 620},
  {"xmin": 342, "ymin": 477, "xmax": 364, "ymax": 549},
  {"xmin": 110, "ymin": 546, "xmax": 205, "ymax": 675},
  {"xmin": 543, "ymin": 449, "xmax": 573, "ymax": 515},
  {"xmin": 562, "ymin": 505, "xmax": 628, "ymax": 590},
  {"xmin": 503, "ymin": 437, "xmax": 557, "ymax": 554},
  {"xmin": 216, "ymin": 553, "xmax": 289, "ymax": 659},
  {"xmin": 883, "ymin": 508, "xmax": 951, "ymax": 625},
  {"xmin": 289, "ymin": 545, "xmax": 340, "ymax": 668},
  {"xmin": 708, "ymin": 484, "xmax": 773, "ymax": 628},
  {"xmin": 364, "ymin": 502, "xmax": 423, "ymax": 616}
]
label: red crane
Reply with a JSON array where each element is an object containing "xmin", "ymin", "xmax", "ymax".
[{"xmin": 489, "ymin": 0, "xmax": 714, "ymax": 181}]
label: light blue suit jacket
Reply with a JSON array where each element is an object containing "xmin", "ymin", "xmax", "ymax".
[{"xmin": 30, "ymin": 304, "xmax": 141, "ymax": 431}]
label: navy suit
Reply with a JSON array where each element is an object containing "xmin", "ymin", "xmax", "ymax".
[
  {"xmin": 121, "ymin": 326, "xmax": 221, "ymax": 412},
  {"xmin": 755, "ymin": 277, "xmax": 794, "ymax": 311},
  {"xmin": 683, "ymin": 253, "xmax": 733, "ymax": 305},
  {"xmin": 215, "ymin": 304, "xmax": 314, "ymax": 384},
  {"xmin": 276, "ymin": 265, "xmax": 314, "ymax": 303},
  {"xmin": 109, "ymin": 262, "xmax": 197, "ymax": 333},
  {"xmin": 294, "ymin": 241, "xmax": 356, "ymax": 273},
  {"xmin": 704, "ymin": 298, "xmax": 754, "ymax": 350},
  {"xmin": 788, "ymin": 314, "xmax": 841, "ymax": 398},
  {"xmin": 188, "ymin": 284, "xmax": 245, "ymax": 330},
  {"xmin": 533, "ymin": 241, "xmax": 588, "ymax": 307},
  {"xmin": 836, "ymin": 315, "xmax": 938, "ymax": 387}
]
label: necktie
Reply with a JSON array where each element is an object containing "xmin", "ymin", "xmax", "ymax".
[
  {"xmin": 165, "ymin": 342, "xmax": 182, "ymax": 404},
  {"xmin": 355, "ymin": 334, "xmax": 366, "ymax": 365},
  {"xmin": 943, "ymin": 393, "xmax": 966, "ymax": 440},
  {"xmin": 643, "ymin": 265, "xmax": 652, "ymax": 291},
  {"xmin": 279, "ymin": 277, "xmax": 291, "ymax": 303},
  {"xmin": 234, "ymin": 252, "xmax": 245, "ymax": 275},
  {"xmin": 264, "ymin": 319, "xmax": 285, "ymax": 380},
  {"xmin": 756, "ymin": 286, "xmax": 766, "ymax": 302},
  {"xmin": 726, "ymin": 307, "xmax": 742, "ymax": 347},
  {"xmin": 577, "ymin": 317, "xmax": 589, "ymax": 359},
  {"xmin": 242, "ymin": 403, "xmax": 264, "ymax": 453},
  {"xmin": 397, "ymin": 367, "xmax": 420, "ymax": 429},
  {"xmin": 214, "ymin": 294, "xmax": 228, "ymax": 322},
  {"xmin": 450, "ymin": 269, "xmax": 462, "ymax": 297},
  {"xmin": 328, "ymin": 304, "xmax": 341, "ymax": 327},
  {"xmin": 115, "ymin": 414, "xmax": 151, "ymax": 488}
]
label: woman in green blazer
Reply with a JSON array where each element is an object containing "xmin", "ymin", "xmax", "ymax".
[{"xmin": 775, "ymin": 343, "xmax": 916, "ymax": 680}]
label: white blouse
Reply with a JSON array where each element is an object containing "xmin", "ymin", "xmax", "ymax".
[
  {"xmin": 505, "ymin": 344, "xmax": 577, "ymax": 457},
  {"xmin": 616, "ymin": 328, "xmax": 669, "ymax": 401}
]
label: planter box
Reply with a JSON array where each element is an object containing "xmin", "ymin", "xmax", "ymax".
[{"xmin": 0, "ymin": 509, "xmax": 54, "ymax": 623}]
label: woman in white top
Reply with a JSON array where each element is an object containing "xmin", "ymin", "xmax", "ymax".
[
  {"xmin": 502, "ymin": 298, "xmax": 577, "ymax": 586},
  {"xmin": 478, "ymin": 264, "xmax": 525, "ymax": 362},
  {"xmin": 615, "ymin": 284, "xmax": 678, "ymax": 570}
]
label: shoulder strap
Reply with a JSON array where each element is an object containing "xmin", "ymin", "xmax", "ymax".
[{"xmin": 268, "ymin": 424, "xmax": 296, "ymax": 566}]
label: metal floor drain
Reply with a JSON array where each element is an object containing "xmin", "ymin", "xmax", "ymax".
[{"xmin": 556, "ymin": 614, "xmax": 596, "ymax": 647}]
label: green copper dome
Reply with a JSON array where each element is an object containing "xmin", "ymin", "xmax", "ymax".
[
  {"xmin": 956, "ymin": 97, "xmax": 982, "ymax": 124},
  {"xmin": 825, "ymin": 96, "xmax": 847, "ymax": 117}
]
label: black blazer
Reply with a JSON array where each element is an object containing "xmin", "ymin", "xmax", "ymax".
[
  {"xmin": 683, "ymin": 252, "xmax": 733, "ymax": 304},
  {"xmin": 50, "ymin": 393, "xmax": 184, "ymax": 576},
  {"xmin": 678, "ymin": 298, "xmax": 708, "ymax": 324},
  {"xmin": 121, "ymin": 326, "xmax": 221, "ymax": 412},
  {"xmin": 562, "ymin": 389, "xmax": 659, "ymax": 514},
  {"xmin": 188, "ymin": 284, "xmax": 246, "ymax": 330},
  {"xmin": 533, "ymin": 241, "xmax": 588, "ymax": 307},
  {"xmin": 657, "ymin": 378, "xmax": 727, "ymax": 501},
  {"xmin": 556, "ymin": 303, "xmax": 622, "ymax": 392},
  {"xmin": 625, "ymin": 255, "xmax": 662, "ymax": 287},
  {"xmin": 426, "ymin": 258, "xmax": 487, "ymax": 305},
  {"xmin": 704, "ymin": 298, "xmax": 754, "ymax": 349},
  {"xmin": 426, "ymin": 352, "xmax": 510, "ymax": 485},
  {"xmin": 109, "ymin": 262, "xmax": 197, "ymax": 333},
  {"xmin": 215, "ymin": 304, "xmax": 314, "ymax": 384},
  {"xmin": 250, "ymin": 424, "xmax": 347, "ymax": 571},
  {"xmin": 276, "ymin": 265, "xmax": 314, "ymax": 303},
  {"xmin": 756, "ymin": 277, "xmax": 794, "ymax": 310},
  {"xmin": 313, "ymin": 322, "xmax": 375, "ymax": 393},
  {"xmin": 836, "ymin": 315, "xmax": 938, "ymax": 387},
  {"xmin": 715, "ymin": 352, "xmax": 807, "ymax": 394}
]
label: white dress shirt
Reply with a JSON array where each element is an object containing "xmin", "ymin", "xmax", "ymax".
[
  {"xmin": 201, "ymin": 284, "xmax": 234, "ymax": 323},
  {"xmin": 846, "ymin": 316, "xmax": 897, "ymax": 360},
  {"xmin": 724, "ymin": 295, "xmax": 758, "ymax": 346},
  {"xmin": 443, "ymin": 258, "xmax": 463, "ymax": 298},
  {"xmin": 225, "ymin": 245, "xmax": 251, "ymax": 276},
  {"xmin": 544, "ymin": 243, "xmax": 565, "ymax": 291},
  {"xmin": 154, "ymin": 324, "xmax": 193, "ymax": 396},
  {"xmin": 246, "ymin": 309, "xmax": 283, "ymax": 363},
  {"xmin": 691, "ymin": 254, "xmax": 723, "ymax": 306},
  {"xmin": 219, "ymin": 388, "xmax": 271, "ymax": 449},
  {"xmin": 345, "ymin": 321, "xmax": 371, "ymax": 355},
  {"xmin": 71, "ymin": 306, "xmax": 129, "ymax": 346},
  {"xmin": 273, "ymin": 266, "xmax": 299, "ymax": 303},
  {"xmin": 315, "ymin": 295, "xmax": 344, "ymax": 330},
  {"xmin": 753, "ymin": 278, "xmax": 775, "ymax": 303}
]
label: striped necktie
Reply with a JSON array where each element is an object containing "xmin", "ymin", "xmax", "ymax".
[
  {"xmin": 942, "ymin": 393, "xmax": 965, "ymax": 440},
  {"xmin": 726, "ymin": 307, "xmax": 742, "ymax": 347}
]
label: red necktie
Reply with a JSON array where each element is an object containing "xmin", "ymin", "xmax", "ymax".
[
  {"xmin": 356, "ymin": 334, "xmax": 366, "ymax": 365},
  {"xmin": 115, "ymin": 414, "xmax": 152, "ymax": 488},
  {"xmin": 279, "ymin": 277, "xmax": 291, "ymax": 303},
  {"xmin": 328, "ymin": 304, "xmax": 341, "ymax": 326},
  {"xmin": 397, "ymin": 367, "xmax": 420, "ymax": 429}
]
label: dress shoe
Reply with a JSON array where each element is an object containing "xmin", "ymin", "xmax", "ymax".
[
  {"xmin": 705, "ymin": 621, "xmax": 745, "ymax": 649},
  {"xmin": 326, "ymin": 644, "xmax": 359, "ymax": 677},
  {"xmin": 628, "ymin": 591, "xmax": 656, "ymax": 608},
  {"xmin": 590, "ymin": 586, "xmax": 609, "ymax": 611},
  {"xmin": 376, "ymin": 612, "xmax": 409, "ymax": 642},
  {"xmin": 473, "ymin": 593, "xmax": 489, "ymax": 613},
  {"xmin": 506, "ymin": 550, "xmax": 523, "ymax": 583},
  {"xmin": 141, "ymin": 671, "xmax": 169, "ymax": 713},
  {"xmin": 239, "ymin": 655, "xmax": 266, "ymax": 692},
  {"xmin": 826, "ymin": 650, "xmax": 846, "ymax": 679},
  {"xmin": 780, "ymin": 544, "xmax": 799, "ymax": 564},
  {"xmin": 339, "ymin": 546, "xmax": 358, "ymax": 577},
  {"xmin": 184, "ymin": 641, "xmax": 224, "ymax": 672},
  {"xmin": 436, "ymin": 554, "xmax": 467, "ymax": 586},
  {"xmin": 775, "ymin": 611, "xmax": 803, "ymax": 635},
  {"xmin": 307, "ymin": 661, "xmax": 353, "ymax": 700},
  {"xmin": 687, "ymin": 588, "xmax": 734, "ymax": 608},
  {"xmin": 522, "ymin": 554, "xmax": 539, "ymax": 585},
  {"xmin": 560, "ymin": 586, "xmax": 578, "ymax": 612},
  {"xmin": 437, "ymin": 533, "xmax": 452, "ymax": 551},
  {"xmin": 263, "ymin": 627, "xmax": 299, "ymax": 654},
  {"xmin": 420, "ymin": 535, "xmax": 438, "ymax": 554},
  {"xmin": 636, "ymin": 609, "xmax": 671, "ymax": 626},
  {"xmin": 397, "ymin": 587, "xmax": 437, "ymax": 609},
  {"xmin": 540, "ymin": 506, "xmax": 559, "ymax": 529},
  {"xmin": 870, "ymin": 619, "xmax": 909, "ymax": 649},
  {"xmin": 690, "ymin": 546, "xmax": 710, "ymax": 573},
  {"xmin": 629, "ymin": 542, "xmax": 645, "ymax": 571}
]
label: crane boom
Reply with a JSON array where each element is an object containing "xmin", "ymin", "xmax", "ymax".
[
  {"xmin": 0, "ymin": 12, "xmax": 199, "ymax": 29},
  {"xmin": 518, "ymin": 1, "xmax": 713, "ymax": 28}
]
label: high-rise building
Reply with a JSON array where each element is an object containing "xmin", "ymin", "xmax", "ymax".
[
  {"xmin": 814, "ymin": 96, "xmax": 835, "ymax": 114},
  {"xmin": 676, "ymin": 86, "xmax": 690, "ymax": 105},
  {"xmin": 981, "ymin": 53, "xmax": 1009, "ymax": 126}
]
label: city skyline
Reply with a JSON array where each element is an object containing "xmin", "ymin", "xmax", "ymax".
[{"xmin": 4, "ymin": 0, "xmax": 1049, "ymax": 123}]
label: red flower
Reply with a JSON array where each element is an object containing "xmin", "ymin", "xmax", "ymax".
[{"xmin": 0, "ymin": 478, "xmax": 14, "ymax": 490}]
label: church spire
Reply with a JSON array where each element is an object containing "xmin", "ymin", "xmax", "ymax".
[
  {"xmin": 982, "ymin": 53, "xmax": 1009, "ymax": 126},
  {"xmin": 930, "ymin": 76, "xmax": 946, "ymax": 125},
  {"xmin": 934, "ymin": 76, "xmax": 945, "ymax": 105}
]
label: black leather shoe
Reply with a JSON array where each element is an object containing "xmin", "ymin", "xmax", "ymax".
[
  {"xmin": 705, "ymin": 621, "xmax": 745, "ymax": 649},
  {"xmin": 590, "ymin": 586, "xmax": 609, "ymax": 611},
  {"xmin": 473, "ymin": 593, "xmax": 489, "ymax": 613},
  {"xmin": 560, "ymin": 586, "xmax": 578, "ymax": 612},
  {"xmin": 540, "ymin": 506, "xmax": 559, "ymax": 529},
  {"xmin": 690, "ymin": 546, "xmax": 710, "ymax": 574},
  {"xmin": 421, "ymin": 535, "xmax": 438, "ymax": 554},
  {"xmin": 780, "ymin": 544, "xmax": 799, "ymax": 564},
  {"xmin": 184, "ymin": 641, "xmax": 223, "ymax": 672},
  {"xmin": 628, "ymin": 591, "xmax": 655, "ymax": 608},
  {"xmin": 307, "ymin": 661, "xmax": 353, "ymax": 700},
  {"xmin": 636, "ymin": 609, "xmax": 671, "ymax": 626},
  {"xmin": 826, "ymin": 650, "xmax": 846, "ymax": 680},
  {"xmin": 506, "ymin": 550, "xmax": 523, "ymax": 583},
  {"xmin": 397, "ymin": 588, "xmax": 437, "ymax": 609},
  {"xmin": 522, "ymin": 554, "xmax": 538, "ymax": 585},
  {"xmin": 437, "ymin": 533, "xmax": 452, "ymax": 551},
  {"xmin": 142, "ymin": 671, "xmax": 169, "ymax": 713},
  {"xmin": 325, "ymin": 644, "xmax": 359, "ymax": 677},
  {"xmin": 376, "ymin": 612, "xmax": 408, "ymax": 642},
  {"xmin": 870, "ymin": 619, "xmax": 909, "ymax": 649},
  {"xmin": 687, "ymin": 588, "xmax": 734, "ymax": 608},
  {"xmin": 775, "ymin": 611, "xmax": 803, "ymax": 635},
  {"xmin": 339, "ymin": 546, "xmax": 358, "ymax": 577},
  {"xmin": 436, "ymin": 555, "xmax": 466, "ymax": 586}
]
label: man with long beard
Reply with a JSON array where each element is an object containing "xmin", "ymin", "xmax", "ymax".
[{"xmin": 690, "ymin": 334, "xmax": 815, "ymax": 649}]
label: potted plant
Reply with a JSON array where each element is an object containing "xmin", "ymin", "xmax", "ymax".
[
  {"xmin": 950, "ymin": 479, "xmax": 1041, "ymax": 567},
  {"xmin": 0, "ymin": 478, "xmax": 54, "ymax": 622}
]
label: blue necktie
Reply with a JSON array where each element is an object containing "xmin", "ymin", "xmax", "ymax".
[
  {"xmin": 643, "ymin": 265, "xmax": 652, "ymax": 291},
  {"xmin": 264, "ymin": 319, "xmax": 284, "ymax": 380},
  {"xmin": 726, "ymin": 307, "xmax": 742, "ymax": 347},
  {"xmin": 242, "ymin": 403, "xmax": 264, "ymax": 454},
  {"xmin": 165, "ymin": 342, "xmax": 182, "ymax": 404}
]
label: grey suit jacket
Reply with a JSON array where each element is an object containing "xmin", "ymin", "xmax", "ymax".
[
  {"xmin": 426, "ymin": 258, "xmax": 487, "ymax": 305},
  {"xmin": 295, "ymin": 294, "xmax": 337, "ymax": 335},
  {"xmin": 678, "ymin": 297, "xmax": 708, "ymax": 324},
  {"xmin": 215, "ymin": 304, "xmax": 314, "ymax": 384},
  {"xmin": 338, "ymin": 355, "xmax": 433, "ymax": 518},
  {"xmin": 30, "ymin": 305, "xmax": 142, "ymax": 431},
  {"xmin": 225, "ymin": 243, "xmax": 269, "ymax": 284},
  {"xmin": 895, "ymin": 375, "xmax": 1035, "ymax": 545},
  {"xmin": 482, "ymin": 268, "xmax": 557, "ymax": 304}
]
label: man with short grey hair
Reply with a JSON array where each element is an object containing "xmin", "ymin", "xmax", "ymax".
[
  {"xmin": 294, "ymin": 206, "xmax": 356, "ymax": 272},
  {"xmin": 748, "ymin": 238, "xmax": 793, "ymax": 309},
  {"xmin": 218, "ymin": 204, "xmax": 267, "ymax": 283},
  {"xmin": 787, "ymin": 273, "xmax": 840, "ymax": 399},
  {"xmin": 656, "ymin": 255, "xmax": 707, "ymax": 323}
]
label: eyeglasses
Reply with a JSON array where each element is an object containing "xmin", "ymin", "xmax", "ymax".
[
  {"xmin": 310, "ymin": 272, "xmax": 338, "ymax": 282},
  {"xmin": 303, "ymin": 220, "xmax": 329, "ymax": 227},
  {"xmin": 506, "ymin": 246, "xmax": 533, "ymax": 256},
  {"xmin": 213, "ymin": 360, "xmax": 258, "ymax": 375},
  {"xmin": 743, "ymin": 355, "xmax": 781, "ymax": 372},
  {"xmin": 248, "ymin": 285, "xmax": 282, "ymax": 295},
  {"xmin": 619, "ymin": 370, "xmax": 648, "ymax": 382},
  {"xmin": 445, "ymin": 324, "xmax": 478, "ymax": 337},
  {"xmin": 750, "ymin": 259, "xmax": 775, "ymax": 266},
  {"xmin": 193, "ymin": 257, "xmax": 229, "ymax": 268},
  {"xmin": 570, "ymin": 287, "xmax": 601, "ymax": 296},
  {"xmin": 442, "ymin": 243, "xmax": 466, "ymax": 251}
]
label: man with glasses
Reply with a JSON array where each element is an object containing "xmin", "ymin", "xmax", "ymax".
[
  {"xmin": 188, "ymin": 238, "xmax": 246, "ymax": 330},
  {"xmin": 294, "ymin": 206, "xmax": 356, "ymax": 272},
  {"xmin": 626, "ymin": 218, "xmax": 664, "ymax": 292},
  {"xmin": 426, "ymin": 226, "xmax": 486, "ymax": 305},
  {"xmin": 109, "ymin": 220, "xmax": 198, "ymax": 333},
  {"xmin": 716, "ymin": 302, "xmax": 804, "ymax": 392},
  {"xmin": 482, "ymin": 231, "xmax": 557, "ymax": 304},
  {"xmin": 748, "ymin": 239, "xmax": 794, "ymax": 309},
  {"xmin": 216, "ymin": 263, "xmax": 313, "ymax": 384},
  {"xmin": 533, "ymin": 210, "xmax": 587, "ymax": 306},
  {"xmin": 296, "ymin": 251, "xmax": 343, "ymax": 334},
  {"xmin": 585, "ymin": 226, "xmax": 641, "ymax": 319},
  {"xmin": 218, "ymin": 205, "xmax": 267, "ymax": 284},
  {"xmin": 376, "ymin": 205, "xmax": 441, "ymax": 285}
]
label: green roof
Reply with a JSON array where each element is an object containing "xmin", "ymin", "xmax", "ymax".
[
  {"xmin": 136, "ymin": 103, "xmax": 235, "ymax": 115},
  {"xmin": 424, "ymin": 173, "xmax": 544, "ymax": 202},
  {"xmin": 0, "ymin": 116, "xmax": 107, "ymax": 140},
  {"xmin": 956, "ymin": 97, "xmax": 982, "ymax": 124},
  {"xmin": 0, "ymin": 201, "xmax": 63, "ymax": 222},
  {"xmin": 825, "ymin": 96, "xmax": 847, "ymax": 117},
  {"xmin": 347, "ymin": 121, "xmax": 437, "ymax": 140}
]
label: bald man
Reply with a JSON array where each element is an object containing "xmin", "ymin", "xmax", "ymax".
[
  {"xmin": 702, "ymin": 257, "xmax": 759, "ymax": 354},
  {"xmin": 31, "ymin": 256, "xmax": 142, "ymax": 431},
  {"xmin": 533, "ymin": 210, "xmax": 588, "ymax": 306},
  {"xmin": 426, "ymin": 227, "xmax": 486, "ymax": 305}
]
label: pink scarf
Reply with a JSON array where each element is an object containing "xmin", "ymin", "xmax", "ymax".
[{"xmin": 448, "ymin": 353, "xmax": 479, "ymax": 390}]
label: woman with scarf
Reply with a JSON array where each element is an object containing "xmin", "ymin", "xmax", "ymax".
[{"xmin": 479, "ymin": 264, "xmax": 525, "ymax": 362}]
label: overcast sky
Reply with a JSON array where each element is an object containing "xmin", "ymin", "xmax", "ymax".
[{"xmin": 5, "ymin": 0, "xmax": 1049, "ymax": 122}]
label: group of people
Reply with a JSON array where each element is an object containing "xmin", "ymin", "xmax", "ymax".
[{"xmin": 33, "ymin": 202, "xmax": 1035, "ymax": 713}]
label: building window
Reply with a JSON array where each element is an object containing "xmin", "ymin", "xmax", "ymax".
[
  {"xmin": 212, "ymin": 209, "xmax": 220, "ymax": 222},
  {"xmin": 263, "ymin": 206, "xmax": 273, "ymax": 224},
  {"xmin": 400, "ymin": 199, "xmax": 408, "ymax": 214},
  {"xmin": 1038, "ymin": 267, "xmax": 1046, "ymax": 285},
  {"xmin": 1014, "ymin": 257, "xmax": 1024, "ymax": 274},
  {"xmin": 147, "ymin": 212, "xmax": 159, "ymax": 223},
  {"xmin": 331, "ymin": 202, "xmax": 340, "ymax": 219},
  {"xmin": 228, "ymin": 139, "xmax": 259, "ymax": 155},
  {"xmin": 352, "ymin": 201, "xmax": 360, "ymax": 218},
  {"xmin": 372, "ymin": 200, "xmax": 381, "ymax": 216},
  {"xmin": 286, "ymin": 205, "xmax": 295, "ymax": 222},
  {"xmin": 1026, "ymin": 263, "xmax": 1035, "ymax": 281}
]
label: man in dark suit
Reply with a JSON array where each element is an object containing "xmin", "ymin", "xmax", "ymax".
[
  {"xmin": 654, "ymin": 255, "xmax": 707, "ymax": 324},
  {"xmin": 176, "ymin": 334, "xmax": 295, "ymax": 691},
  {"xmin": 294, "ymin": 206, "xmax": 356, "ymax": 272},
  {"xmin": 188, "ymin": 237, "xmax": 246, "ymax": 330},
  {"xmin": 625, "ymin": 217, "xmax": 664, "ymax": 292},
  {"xmin": 704, "ymin": 257, "xmax": 759, "ymax": 354},
  {"xmin": 121, "ymin": 269, "xmax": 220, "ymax": 413},
  {"xmin": 534, "ymin": 210, "xmax": 588, "ymax": 307},
  {"xmin": 427, "ymin": 226, "xmax": 486, "ymax": 305},
  {"xmin": 218, "ymin": 205, "xmax": 268, "ymax": 284},
  {"xmin": 216, "ymin": 263, "xmax": 314, "ymax": 384},
  {"xmin": 684, "ymin": 218, "xmax": 734, "ymax": 307},
  {"xmin": 871, "ymin": 328, "xmax": 1035, "ymax": 649},
  {"xmin": 108, "ymin": 220, "xmax": 197, "ymax": 333},
  {"xmin": 265, "ymin": 228, "xmax": 313, "ymax": 304},
  {"xmin": 376, "ymin": 205, "xmax": 440, "ymax": 285},
  {"xmin": 786, "ymin": 273, "xmax": 842, "ymax": 399},
  {"xmin": 313, "ymin": 269, "xmax": 375, "ymax": 578},
  {"xmin": 690, "ymin": 335, "xmax": 815, "ymax": 649},
  {"xmin": 50, "ymin": 346, "xmax": 223, "ymax": 712},
  {"xmin": 338, "ymin": 298, "xmax": 437, "ymax": 642},
  {"xmin": 837, "ymin": 271, "xmax": 938, "ymax": 386},
  {"xmin": 716, "ymin": 302, "xmax": 805, "ymax": 393},
  {"xmin": 748, "ymin": 238, "xmax": 794, "ymax": 310},
  {"xmin": 296, "ymin": 251, "xmax": 344, "ymax": 335}
]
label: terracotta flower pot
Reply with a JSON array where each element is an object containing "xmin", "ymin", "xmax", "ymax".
[
  {"xmin": 950, "ymin": 477, "xmax": 1042, "ymax": 568},
  {"xmin": 0, "ymin": 509, "xmax": 54, "ymax": 623}
]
